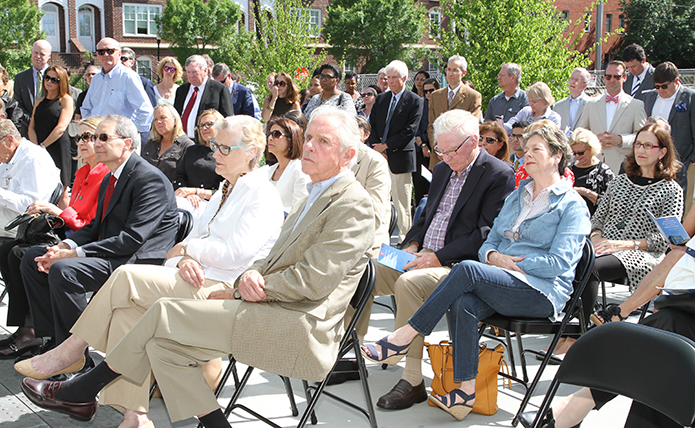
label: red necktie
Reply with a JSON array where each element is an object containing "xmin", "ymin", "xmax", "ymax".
[
  {"xmin": 606, "ymin": 94, "xmax": 620, "ymax": 103},
  {"xmin": 101, "ymin": 175, "xmax": 117, "ymax": 220},
  {"xmin": 181, "ymin": 86, "xmax": 199, "ymax": 133}
]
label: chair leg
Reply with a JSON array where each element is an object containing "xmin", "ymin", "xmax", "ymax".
[
  {"xmin": 516, "ymin": 331, "xmax": 529, "ymax": 384},
  {"xmin": 281, "ymin": 376, "xmax": 299, "ymax": 417},
  {"xmin": 601, "ymin": 281, "xmax": 607, "ymax": 309},
  {"xmin": 531, "ymin": 378, "xmax": 561, "ymax": 428},
  {"xmin": 504, "ymin": 329, "xmax": 518, "ymax": 379}
]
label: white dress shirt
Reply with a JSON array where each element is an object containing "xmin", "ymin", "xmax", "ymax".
[
  {"xmin": 182, "ymin": 78, "xmax": 208, "ymax": 138},
  {"xmin": 267, "ymin": 159, "xmax": 310, "ymax": 214},
  {"xmin": 652, "ymin": 86, "xmax": 678, "ymax": 121},
  {"xmin": 605, "ymin": 92, "xmax": 625, "ymax": 129}
]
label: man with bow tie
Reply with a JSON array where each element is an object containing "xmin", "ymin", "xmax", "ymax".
[{"xmin": 575, "ymin": 60, "xmax": 647, "ymax": 173}]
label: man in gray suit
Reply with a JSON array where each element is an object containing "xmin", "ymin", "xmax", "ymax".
[
  {"xmin": 553, "ymin": 67, "xmax": 590, "ymax": 132},
  {"xmin": 19, "ymin": 106, "xmax": 375, "ymax": 428},
  {"xmin": 12, "ymin": 40, "xmax": 51, "ymax": 138},
  {"xmin": 623, "ymin": 43, "xmax": 654, "ymax": 99},
  {"xmin": 639, "ymin": 62, "xmax": 695, "ymax": 195}
]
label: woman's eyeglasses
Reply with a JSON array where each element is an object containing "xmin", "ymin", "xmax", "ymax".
[
  {"xmin": 163, "ymin": 66, "xmax": 176, "ymax": 73},
  {"xmin": 634, "ymin": 142, "xmax": 660, "ymax": 150},
  {"xmin": 274, "ymin": 80, "xmax": 288, "ymax": 87},
  {"xmin": 268, "ymin": 130, "xmax": 288, "ymax": 139},
  {"xmin": 76, "ymin": 132, "xmax": 96, "ymax": 143},
  {"xmin": 210, "ymin": 140, "xmax": 243, "ymax": 156},
  {"xmin": 572, "ymin": 150, "xmax": 586, "ymax": 156},
  {"xmin": 482, "ymin": 137, "xmax": 498, "ymax": 145},
  {"xmin": 43, "ymin": 75, "xmax": 60, "ymax": 84},
  {"xmin": 197, "ymin": 121, "xmax": 216, "ymax": 130}
]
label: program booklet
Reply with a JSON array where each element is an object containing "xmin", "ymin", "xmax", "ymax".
[
  {"xmin": 648, "ymin": 209, "xmax": 690, "ymax": 246},
  {"xmin": 377, "ymin": 244, "xmax": 417, "ymax": 273}
]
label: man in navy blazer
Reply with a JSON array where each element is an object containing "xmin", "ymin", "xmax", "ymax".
[
  {"xmin": 360, "ymin": 110, "xmax": 515, "ymax": 410},
  {"xmin": 211, "ymin": 63, "xmax": 260, "ymax": 119},
  {"xmin": 22, "ymin": 115, "xmax": 178, "ymax": 347},
  {"xmin": 174, "ymin": 55, "xmax": 234, "ymax": 139},
  {"xmin": 367, "ymin": 60, "xmax": 423, "ymax": 242},
  {"xmin": 639, "ymin": 61, "xmax": 695, "ymax": 195}
]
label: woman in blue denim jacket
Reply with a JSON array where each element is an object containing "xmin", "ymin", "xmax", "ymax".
[{"xmin": 363, "ymin": 126, "xmax": 591, "ymax": 421}]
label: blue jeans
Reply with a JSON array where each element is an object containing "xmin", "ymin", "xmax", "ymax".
[{"xmin": 408, "ymin": 260, "xmax": 553, "ymax": 382}]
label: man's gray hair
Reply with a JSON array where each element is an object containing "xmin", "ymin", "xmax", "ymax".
[
  {"xmin": 0, "ymin": 119, "xmax": 20, "ymax": 140},
  {"xmin": 504, "ymin": 63, "xmax": 522, "ymax": 85},
  {"xmin": 377, "ymin": 67, "xmax": 387, "ymax": 77},
  {"xmin": 433, "ymin": 109, "xmax": 479, "ymax": 144},
  {"xmin": 385, "ymin": 60, "xmax": 408, "ymax": 79},
  {"xmin": 121, "ymin": 47, "xmax": 135, "ymax": 60},
  {"xmin": 572, "ymin": 67, "xmax": 591, "ymax": 83},
  {"xmin": 448, "ymin": 55, "xmax": 468, "ymax": 72},
  {"xmin": 101, "ymin": 114, "xmax": 140, "ymax": 151},
  {"xmin": 308, "ymin": 106, "xmax": 360, "ymax": 168},
  {"xmin": 211, "ymin": 63, "xmax": 230, "ymax": 80},
  {"xmin": 646, "ymin": 115, "xmax": 672, "ymax": 133},
  {"xmin": 185, "ymin": 55, "xmax": 208, "ymax": 70}
]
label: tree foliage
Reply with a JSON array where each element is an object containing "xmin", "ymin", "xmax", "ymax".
[
  {"xmin": 0, "ymin": 0, "xmax": 43, "ymax": 76},
  {"xmin": 323, "ymin": 0, "xmax": 429, "ymax": 73},
  {"xmin": 620, "ymin": 0, "xmax": 695, "ymax": 69},
  {"xmin": 437, "ymin": 0, "xmax": 606, "ymax": 107},
  {"xmin": 157, "ymin": 0, "xmax": 242, "ymax": 62}
]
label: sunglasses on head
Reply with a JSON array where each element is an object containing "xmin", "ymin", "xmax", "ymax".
[
  {"xmin": 268, "ymin": 130, "xmax": 288, "ymax": 139},
  {"xmin": 43, "ymin": 75, "xmax": 60, "ymax": 84},
  {"xmin": 96, "ymin": 48, "xmax": 117, "ymax": 56},
  {"xmin": 163, "ymin": 66, "xmax": 176, "ymax": 73},
  {"xmin": 274, "ymin": 80, "xmax": 287, "ymax": 87},
  {"xmin": 76, "ymin": 132, "xmax": 96, "ymax": 143}
]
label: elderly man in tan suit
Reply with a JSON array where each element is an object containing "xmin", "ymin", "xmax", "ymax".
[
  {"xmin": 18, "ymin": 106, "xmax": 375, "ymax": 428},
  {"xmin": 427, "ymin": 55, "xmax": 482, "ymax": 170}
]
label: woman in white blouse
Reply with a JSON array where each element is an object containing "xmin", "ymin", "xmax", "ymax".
[
  {"xmin": 15, "ymin": 116, "xmax": 284, "ymax": 428},
  {"xmin": 266, "ymin": 117, "xmax": 310, "ymax": 213},
  {"xmin": 154, "ymin": 57, "xmax": 182, "ymax": 106}
]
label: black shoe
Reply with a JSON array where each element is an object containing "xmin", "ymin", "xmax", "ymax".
[
  {"xmin": 519, "ymin": 409, "xmax": 555, "ymax": 428},
  {"xmin": 327, "ymin": 359, "xmax": 362, "ymax": 385},
  {"xmin": 534, "ymin": 350, "xmax": 563, "ymax": 365},
  {"xmin": 15, "ymin": 338, "xmax": 54, "ymax": 364},
  {"xmin": 0, "ymin": 337, "xmax": 43, "ymax": 359},
  {"xmin": 48, "ymin": 356, "xmax": 95, "ymax": 382},
  {"xmin": 376, "ymin": 379, "xmax": 427, "ymax": 410}
]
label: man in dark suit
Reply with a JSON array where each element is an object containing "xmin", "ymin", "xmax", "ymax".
[
  {"xmin": 12, "ymin": 40, "xmax": 51, "ymax": 138},
  {"xmin": 174, "ymin": 55, "xmax": 234, "ymax": 140},
  {"xmin": 211, "ymin": 63, "xmax": 258, "ymax": 119},
  {"xmin": 21, "ymin": 114, "xmax": 178, "ymax": 349},
  {"xmin": 361, "ymin": 109, "xmax": 515, "ymax": 410},
  {"xmin": 367, "ymin": 60, "xmax": 423, "ymax": 242},
  {"xmin": 639, "ymin": 61, "xmax": 695, "ymax": 196},
  {"xmin": 623, "ymin": 43, "xmax": 655, "ymax": 99}
]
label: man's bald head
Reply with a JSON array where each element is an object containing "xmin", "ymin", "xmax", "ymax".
[{"xmin": 31, "ymin": 40, "xmax": 51, "ymax": 71}]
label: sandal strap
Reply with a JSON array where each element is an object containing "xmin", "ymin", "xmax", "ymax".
[
  {"xmin": 374, "ymin": 337, "xmax": 410, "ymax": 354},
  {"xmin": 439, "ymin": 389, "xmax": 475, "ymax": 408}
]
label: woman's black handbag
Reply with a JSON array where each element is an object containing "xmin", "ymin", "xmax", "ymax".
[{"xmin": 4, "ymin": 213, "xmax": 65, "ymax": 246}]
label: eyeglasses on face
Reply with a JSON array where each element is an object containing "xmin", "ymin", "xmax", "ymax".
[
  {"xmin": 97, "ymin": 133, "xmax": 125, "ymax": 142},
  {"xmin": 482, "ymin": 137, "xmax": 498, "ymax": 145},
  {"xmin": 163, "ymin": 66, "xmax": 176, "ymax": 73},
  {"xmin": 209, "ymin": 140, "xmax": 243, "ymax": 156},
  {"xmin": 509, "ymin": 133, "xmax": 524, "ymax": 140},
  {"xmin": 76, "ymin": 132, "xmax": 96, "ymax": 143},
  {"xmin": 654, "ymin": 82, "xmax": 672, "ymax": 90},
  {"xmin": 434, "ymin": 135, "xmax": 471, "ymax": 157},
  {"xmin": 319, "ymin": 74, "xmax": 336, "ymax": 80},
  {"xmin": 197, "ymin": 121, "xmax": 216, "ymax": 130},
  {"xmin": 634, "ymin": 142, "xmax": 660, "ymax": 150},
  {"xmin": 268, "ymin": 130, "xmax": 288, "ymax": 139},
  {"xmin": 604, "ymin": 74, "xmax": 624, "ymax": 81},
  {"xmin": 274, "ymin": 80, "xmax": 288, "ymax": 87},
  {"xmin": 120, "ymin": 56, "xmax": 133, "ymax": 62},
  {"xmin": 43, "ymin": 75, "xmax": 60, "ymax": 84},
  {"xmin": 360, "ymin": 92, "xmax": 375, "ymax": 98},
  {"xmin": 95, "ymin": 48, "xmax": 117, "ymax": 56},
  {"xmin": 572, "ymin": 150, "xmax": 586, "ymax": 156},
  {"xmin": 423, "ymin": 88, "xmax": 436, "ymax": 94}
]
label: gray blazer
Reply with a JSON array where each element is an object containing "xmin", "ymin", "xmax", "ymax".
[
  {"xmin": 624, "ymin": 64, "xmax": 655, "ymax": 99},
  {"xmin": 640, "ymin": 86, "xmax": 695, "ymax": 164},
  {"xmin": 553, "ymin": 94, "xmax": 588, "ymax": 131}
]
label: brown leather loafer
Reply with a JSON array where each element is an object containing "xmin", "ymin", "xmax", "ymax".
[
  {"xmin": 376, "ymin": 379, "xmax": 427, "ymax": 410},
  {"xmin": 20, "ymin": 378, "xmax": 97, "ymax": 421}
]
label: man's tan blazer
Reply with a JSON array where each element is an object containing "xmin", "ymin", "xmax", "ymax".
[
  {"xmin": 231, "ymin": 173, "xmax": 374, "ymax": 382},
  {"xmin": 427, "ymin": 85, "xmax": 482, "ymax": 169}
]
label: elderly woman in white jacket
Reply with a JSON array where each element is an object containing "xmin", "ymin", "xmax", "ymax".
[{"xmin": 15, "ymin": 116, "xmax": 284, "ymax": 428}]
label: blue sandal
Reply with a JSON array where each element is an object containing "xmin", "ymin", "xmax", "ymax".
[
  {"xmin": 361, "ymin": 336, "xmax": 411, "ymax": 365},
  {"xmin": 429, "ymin": 389, "xmax": 475, "ymax": 421}
]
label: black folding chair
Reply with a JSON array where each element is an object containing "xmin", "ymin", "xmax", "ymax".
[
  {"xmin": 531, "ymin": 322, "xmax": 695, "ymax": 428},
  {"xmin": 175, "ymin": 208, "xmax": 193, "ymax": 244},
  {"xmin": 204, "ymin": 259, "xmax": 378, "ymax": 428},
  {"xmin": 477, "ymin": 238, "xmax": 595, "ymax": 426}
]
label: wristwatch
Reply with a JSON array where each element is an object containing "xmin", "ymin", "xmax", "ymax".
[{"xmin": 180, "ymin": 244, "xmax": 188, "ymax": 256}]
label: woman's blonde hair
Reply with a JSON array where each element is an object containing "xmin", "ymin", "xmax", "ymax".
[
  {"xmin": 149, "ymin": 104, "xmax": 185, "ymax": 143},
  {"xmin": 526, "ymin": 82, "xmax": 555, "ymax": 105},
  {"xmin": 569, "ymin": 128, "xmax": 601, "ymax": 157},
  {"xmin": 156, "ymin": 56, "xmax": 183, "ymax": 82}
]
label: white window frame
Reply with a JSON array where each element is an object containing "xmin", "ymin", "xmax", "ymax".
[
  {"xmin": 123, "ymin": 4, "xmax": 162, "ymax": 37},
  {"xmin": 290, "ymin": 8, "xmax": 321, "ymax": 37},
  {"xmin": 429, "ymin": 8, "xmax": 441, "ymax": 38},
  {"xmin": 136, "ymin": 56, "xmax": 152, "ymax": 80}
]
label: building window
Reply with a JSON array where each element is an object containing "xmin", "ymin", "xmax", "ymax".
[
  {"xmin": 123, "ymin": 4, "xmax": 161, "ymax": 36},
  {"xmin": 606, "ymin": 14, "xmax": 613, "ymax": 33},
  {"xmin": 291, "ymin": 8, "xmax": 321, "ymax": 37},
  {"xmin": 583, "ymin": 13, "xmax": 591, "ymax": 33},
  {"xmin": 136, "ymin": 56, "xmax": 152, "ymax": 80},
  {"xmin": 619, "ymin": 14, "xmax": 625, "ymax": 28},
  {"xmin": 344, "ymin": 63, "xmax": 355, "ymax": 73},
  {"xmin": 429, "ymin": 8, "xmax": 441, "ymax": 38},
  {"xmin": 561, "ymin": 10, "xmax": 569, "ymax": 20},
  {"xmin": 428, "ymin": 60, "xmax": 438, "ymax": 73}
]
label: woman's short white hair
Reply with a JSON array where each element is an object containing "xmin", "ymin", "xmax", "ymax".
[
  {"xmin": 385, "ymin": 60, "xmax": 408, "ymax": 79},
  {"xmin": 307, "ymin": 106, "xmax": 360, "ymax": 168},
  {"xmin": 214, "ymin": 116, "xmax": 266, "ymax": 166}
]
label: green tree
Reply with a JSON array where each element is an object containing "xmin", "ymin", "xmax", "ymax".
[
  {"xmin": 437, "ymin": 0, "xmax": 608, "ymax": 107},
  {"xmin": 157, "ymin": 0, "xmax": 242, "ymax": 63},
  {"xmin": 0, "ymin": 0, "xmax": 43, "ymax": 76},
  {"xmin": 323, "ymin": 0, "xmax": 428, "ymax": 73},
  {"xmin": 620, "ymin": 0, "xmax": 695, "ymax": 69}
]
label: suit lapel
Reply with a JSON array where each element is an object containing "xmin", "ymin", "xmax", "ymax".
[
  {"xmin": 102, "ymin": 155, "xmax": 136, "ymax": 220},
  {"xmin": 668, "ymin": 87, "xmax": 686, "ymax": 123},
  {"xmin": 450, "ymin": 152, "xmax": 486, "ymax": 220},
  {"xmin": 598, "ymin": 96, "xmax": 608, "ymax": 131},
  {"xmin": 449, "ymin": 88, "xmax": 465, "ymax": 110}
]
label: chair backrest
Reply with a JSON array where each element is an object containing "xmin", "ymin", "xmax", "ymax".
[
  {"xmin": 48, "ymin": 182, "xmax": 63, "ymax": 205},
  {"xmin": 175, "ymin": 209, "xmax": 193, "ymax": 244},
  {"xmin": 560, "ymin": 238, "xmax": 595, "ymax": 320},
  {"xmin": 558, "ymin": 322, "xmax": 695, "ymax": 426},
  {"xmin": 345, "ymin": 258, "xmax": 376, "ymax": 336}
]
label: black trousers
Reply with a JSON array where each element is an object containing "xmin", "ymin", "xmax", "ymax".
[
  {"xmin": 0, "ymin": 239, "xmax": 33, "ymax": 327},
  {"xmin": 20, "ymin": 245, "xmax": 112, "ymax": 344},
  {"xmin": 591, "ymin": 308, "xmax": 695, "ymax": 428}
]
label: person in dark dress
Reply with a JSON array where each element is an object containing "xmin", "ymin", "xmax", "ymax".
[
  {"xmin": 28, "ymin": 65, "xmax": 73, "ymax": 200},
  {"xmin": 569, "ymin": 128, "xmax": 615, "ymax": 215},
  {"xmin": 141, "ymin": 104, "xmax": 193, "ymax": 182}
]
